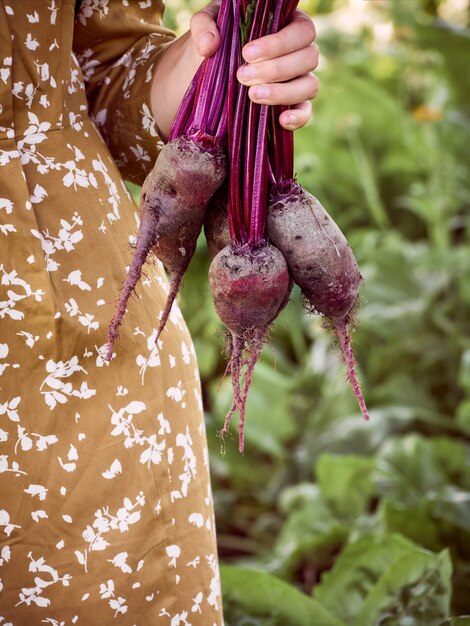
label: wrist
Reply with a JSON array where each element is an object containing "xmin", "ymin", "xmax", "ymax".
[{"xmin": 151, "ymin": 32, "xmax": 203, "ymax": 140}]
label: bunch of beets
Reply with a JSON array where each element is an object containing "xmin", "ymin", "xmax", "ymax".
[{"xmin": 106, "ymin": 0, "xmax": 369, "ymax": 452}]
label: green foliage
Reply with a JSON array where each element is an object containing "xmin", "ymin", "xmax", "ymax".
[
  {"xmin": 273, "ymin": 485, "xmax": 348, "ymax": 578},
  {"xmin": 316, "ymin": 454, "xmax": 375, "ymax": 518},
  {"xmin": 354, "ymin": 549, "xmax": 452, "ymax": 626},
  {"xmin": 314, "ymin": 535, "xmax": 451, "ymax": 626},
  {"xmin": 221, "ymin": 565, "xmax": 344, "ymax": 626},
  {"xmin": 160, "ymin": 0, "xmax": 470, "ymax": 622}
]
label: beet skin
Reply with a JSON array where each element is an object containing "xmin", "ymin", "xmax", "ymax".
[
  {"xmin": 268, "ymin": 181, "xmax": 361, "ymax": 320},
  {"xmin": 209, "ymin": 243, "xmax": 290, "ymax": 336}
]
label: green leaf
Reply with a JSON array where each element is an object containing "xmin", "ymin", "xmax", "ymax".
[
  {"xmin": 313, "ymin": 534, "xmax": 420, "ymax": 624},
  {"xmin": 428, "ymin": 486, "xmax": 470, "ymax": 532},
  {"xmin": 458, "ymin": 350, "xmax": 470, "ymax": 395},
  {"xmin": 278, "ymin": 482, "xmax": 319, "ymax": 513},
  {"xmin": 124, "ymin": 180, "xmax": 140, "ymax": 205},
  {"xmin": 456, "ymin": 400, "xmax": 470, "ymax": 434},
  {"xmin": 374, "ymin": 436, "xmax": 470, "ymax": 542},
  {"xmin": 380, "ymin": 500, "xmax": 441, "ymax": 551},
  {"xmin": 316, "ymin": 454, "xmax": 375, "ymax": 518},
  {"xmin": 273, "ymin": 488, "xmax": 347, "ymax": 576},
  {"xmin": 221, "ymin": 565, "xmax": 344, "ymax": 626},
  {"xmin": 415, "ymin": 21, "xmax": 470, "ymax": 113},
  {"xmin": 439, "ymin": 619, "xmax": 470, "ymax": 626},
  {"xmin": 375, "ymin": 435, "xmax": 470, "ymax": 506},
  {"xmin": 354, "ymin": 548, "xmax": 452, "ymax": 626},
  {"xmin": 240, "ymin": 0, "xmax": 256, "ymax": 47}
]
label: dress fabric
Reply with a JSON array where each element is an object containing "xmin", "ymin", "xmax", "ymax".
[{"xmin": 0, "ymin": 1, "xmax": 223, "ymax": 624}]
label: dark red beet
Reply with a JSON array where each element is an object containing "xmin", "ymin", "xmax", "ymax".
[
  {"xmin": 209, "ymin": 242, "xmax": 290, "ymax": 451},
  {"xmin": 268, "ymin": 180, "xmax": 369, "ymax": 421},
  {"xmin": 106, "ymin": 136, "xmax": 226, "ymax": 361},
  {"xmin": 205, "ymin": 195, "xmax": 294, "ymax": 322},
  {"xmin": 268, "ymin": 181, "xmax": 361, "ymax": 318},
  {"xmin": 209, "ymin": 243, "xmax": 290, "ymax": 335}
]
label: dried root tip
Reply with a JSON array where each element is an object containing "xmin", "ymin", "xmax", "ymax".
[
  {"xmin": 105, "ymin": 339, "xmax": 115, "ymax": 363},
  {"xmin": 106, "ymin": 213, "xmax": 156, "ymax": 362},
  {"xmin": 217, "ymin": 332, "xmax": 236, "ymax": 392},
  {"xmin": 238, "ymin": 327, "xmax": 266, "ymax": 453},
  {"xmin": 218, "ymin": 334, "xmax": 243, "ymax": 442},
  {"xmin": 154, "ymin": 272, "xmax": 184, "ymax": 344},
  {"xmin": 217, "ymin": 328, "xmax": 267, "ymax": 454},
  {"xmin": 333, "ymin": 318, "xmax": 370, "ymax": 422}
]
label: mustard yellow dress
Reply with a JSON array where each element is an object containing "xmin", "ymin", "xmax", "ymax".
[{"xmin": 0, "ymin": 1, "xmax": 223, "ymax": 624}]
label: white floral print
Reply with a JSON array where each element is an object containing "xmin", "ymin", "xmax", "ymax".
[{"xmin": 0, "ymin": 1, "xmax": 222, "ymax": 624}]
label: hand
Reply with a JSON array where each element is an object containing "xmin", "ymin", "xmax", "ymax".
[{"xmin": 191, "ymin": 4, "xmax": 319, "ymax": 130}]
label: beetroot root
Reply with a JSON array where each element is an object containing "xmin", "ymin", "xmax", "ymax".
[
  {"xmin": 268, "ymin": 181, "xmax": 361, "ymax": 319},
  {"xmin": 209, "ymin": 243, "xmax": 290, "ymax": 451},
  {"xmin": 267, "ymin": 180, "xmax": 369, "ymax": 421},
  {"xmin": 106, "ymin": 135, "xmax": 226, "ymax": 360},
  {"xmin": 205, "ymin": 195, "xmax": 294, "ymax": 323},
  {"xmin": 209, "ymin": 243, "xmax": 290, "ymax": 335}
]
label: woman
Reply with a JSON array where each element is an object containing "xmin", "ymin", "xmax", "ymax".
[{"xmin": 0, "ymin": 0, "xmax": 318, "ymax": 623}]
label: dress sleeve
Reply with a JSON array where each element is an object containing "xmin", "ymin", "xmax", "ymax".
[{"xmin": 73, "ymin": 0, "xmax": 177, "ymax": 185}]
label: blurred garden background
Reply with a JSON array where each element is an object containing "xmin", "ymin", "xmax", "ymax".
[{"xmin": 160, "ymin": 0, "xmax": 470, "ymax": 623}]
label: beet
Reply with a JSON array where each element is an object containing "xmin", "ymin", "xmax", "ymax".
[
  {"xmin": 209, "ymin": 243, "xmax": 289, "ymax": 334},
  {"xmin": 106, "ymin": 136, "xmax": 226, "ymax": 360},
  {"xmin": 267, "ymin": 181, "xmax": 361, "ymax": 319},
  {"xmin": 268, "ymin": 180, "xmax": 369, "ymax": 421},
  {"xmin": 209, "ymin": 243, "xmax": 290, "ymax": 450}
]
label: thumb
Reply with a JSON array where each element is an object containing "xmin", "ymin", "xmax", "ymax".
[{"xmin": 190, "ymin": 0, "xmax": 221, "ymax": 57}]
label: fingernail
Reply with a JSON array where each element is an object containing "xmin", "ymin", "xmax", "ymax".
[
  {"xmin": 253, "ymin": 85, "xmax": 270, "ymax": 99},
  {"xmin": 198, "ymin": 31, "xmax": 215, "ymax": 53},
  {"xmin": 244, "ymin": 44, "xmax": 262, "ymax": 61},
  {"xmin": 238, "ymin": 64, "xmax": 256, "ymax": 81},
  {"xmin": 287, "ymin": 114, "xmax": 298, "ymax": 126}
]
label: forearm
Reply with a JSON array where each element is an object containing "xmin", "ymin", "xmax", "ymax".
[{"xmin": 150, "ymin": 32, "xmax": 203, "ymax": 141}]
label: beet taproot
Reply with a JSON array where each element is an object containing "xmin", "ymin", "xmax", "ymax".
[{"xmin": 209, "ymin": 242, "xmax": 290, "ymax": 335}]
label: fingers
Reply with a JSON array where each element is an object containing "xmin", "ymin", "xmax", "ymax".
[
  {"xmin": 237, "ymin": 10, "xmax": 318, "ymax": 127},
  {"xmin": 238, "ymin": 44, "xmax": 319, "ymax": 86},
  {"xmin": 190, "ymin": 0, "xmax": 221, "ymax": 57},
  {"xmin": 247, "ymin": 72, "xmax": 319, "ymax": 107},
  {"xmin": 189, "ymin": 4, "xmax": 318, "ymax": 129},
  {"xmin": 242, "ymin": 11, "xmax": 316, "ymax": 63},
  {"xmin": 279, "ymin": 100, "xmax": 312, "ymax": 131}
]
